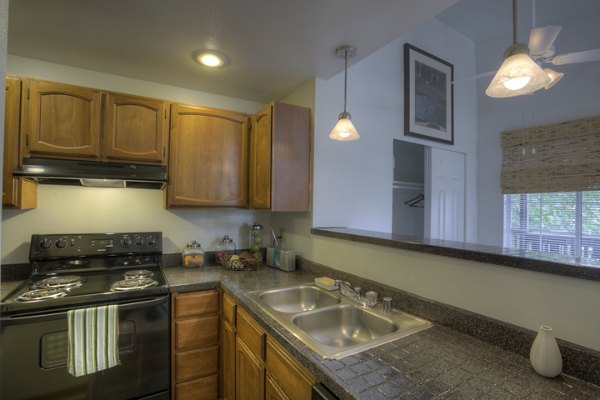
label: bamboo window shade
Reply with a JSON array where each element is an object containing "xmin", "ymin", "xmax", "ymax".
[{"xmin": 501, "ymin": 116, "xmax": 600, "ymax": 194}]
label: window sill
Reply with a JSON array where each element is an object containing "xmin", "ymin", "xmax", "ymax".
[{"xmin": 311, "ymin": 227, "xmax": 600, "ymax": 282}]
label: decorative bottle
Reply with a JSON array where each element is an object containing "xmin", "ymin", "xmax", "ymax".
[
  {"xmin": 529, "ymin": 325, "xmax": 562, "ymax": 378},
  {"xmin": 215, "ymin": 235, "xmax": 236, "ymax": 266},
  {"xmin": 249, "ymin": 223, "xmax": 264, "ymax": 265}
]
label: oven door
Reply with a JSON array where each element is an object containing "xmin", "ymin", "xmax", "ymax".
[{"xmin": 0, "ymin": 296, "xmax": 169, "ymax": 400}]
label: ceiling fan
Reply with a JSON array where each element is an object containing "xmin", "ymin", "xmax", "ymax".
[{"xmin": 454, "ymin": 0, "xmax": 600, "ymax": 97}]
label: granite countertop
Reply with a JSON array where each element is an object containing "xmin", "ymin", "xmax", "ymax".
[
  {"xmin": 0, "ymin": 280, "xmax": 24, "ymax": 300},
  {"xmin": 311, "ymin": 227, "xmax": 600, "ymax": 281},
  {"xmin": 164, "ymin": 265, "xmax": 600, "ymax": 400}
]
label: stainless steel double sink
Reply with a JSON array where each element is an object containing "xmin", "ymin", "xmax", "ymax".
[{"xmin": 246, "ymin": 284, "xmax": 432, "ymax": 359}]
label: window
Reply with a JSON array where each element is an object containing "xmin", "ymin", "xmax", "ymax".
[{"xmin": 503, "ymin": 191, "xmax": 600, "ymax": 265}]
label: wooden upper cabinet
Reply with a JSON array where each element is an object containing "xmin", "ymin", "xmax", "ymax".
[
  {"xmin": 168, "ymin": 104, "xmax": 249, "ymax": 207},
  {"xmin": 3, "ymin": 76, "xmax": 37, "ymax": 209},
  {"xmin": 249, "ymin": 102, "xmax": 311, "ymax": 212},
  {"xmin": 249, "ymin": 103, "xmax": 273, "ymax": 209},
  {"xmin": 103, "ymin": 93, "xmax": 169, "ymax": 164},
  {"xmin": 24, "ymin": 79, "xmax": 102, "ymax": 158}
]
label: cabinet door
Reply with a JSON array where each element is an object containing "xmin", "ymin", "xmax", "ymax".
[
  {"xmin": 265, "ymin": 337, "xmax": 315, "ymax": 400},
  {"xmin": 265, "ymin": 372, "xmax": 290, "ymax": 400},
  {"xmin": 3, "ymin": 77, "xmax": 37, "ymax": 209},
  {"xmin": 221, "ymin": 319, "xmax": 236, "ymax": 400},
  {"xmin": 236, "ymin": 337, "xmax": 264, "ymax": 400},
  {"xmin": 249, "ymin": 103, "xmax": 272, "ymax": 209},
  {"xmin": 270, "ymin": 102, "xmax": 311, "ymax": 212},
  {"xmin": 103, "ymin": 93, "xmax": 168, "ymax": 164},
  {"xmin": 24, "ymin": 80, "xmax": 101, "ymax": 158},
  {"xmin": 168, "ymin": 104, "xmax": 249, "ymax": 207}
]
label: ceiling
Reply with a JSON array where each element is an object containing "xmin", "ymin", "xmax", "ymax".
[
  {"xmin": 436, "ymin": 0, "xmax": 600, "ymax": 44},
  {"xmin": 7, "ymin": 0, "xmax": 459, "ymax": 103}
]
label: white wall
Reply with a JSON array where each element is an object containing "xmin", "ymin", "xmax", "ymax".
[
  {"xmin": 1, "ymin": 56, "xmax": 271, "ymax": 264},
  {"xmin": 312, "ymin": 18, "xmax": 478, "ymax": 243},
  {"xmin": 476, "ymin": 9, "xmax": 600, "ymax": 246},
  {"xmin": 272, "ymin": 16, "xmax": 600, "ymax": 352}
]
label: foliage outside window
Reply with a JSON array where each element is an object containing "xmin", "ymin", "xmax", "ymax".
[{"xmin": 503, "ymin": 191, "xmax": 600, "ymax": 265}]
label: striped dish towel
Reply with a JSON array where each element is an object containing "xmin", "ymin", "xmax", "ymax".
[{"xmin": 67, "ymin": 305, "xmax": 120, "ymax": 377}]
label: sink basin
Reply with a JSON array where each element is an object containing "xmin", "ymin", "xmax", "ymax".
[
  {"xmin": 258, "ymin": 285, "xmax": 340, "ymax": 313},
  {"xmin": 246, "ymin": 283, "xmax": 432, "ymax": 359},
  {"xmin": 292, "ymin": 304, "xmax": 398, "ymax": 347}
]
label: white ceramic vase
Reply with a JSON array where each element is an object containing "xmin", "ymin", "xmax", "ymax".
[{"xmin": 530, "ymin": 325, "xmax": 562, "ymax": 378}]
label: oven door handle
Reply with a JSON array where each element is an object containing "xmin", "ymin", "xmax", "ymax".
[{"xmin": 1, "ymin": 295, "xmax": 169, "ymax": 323}]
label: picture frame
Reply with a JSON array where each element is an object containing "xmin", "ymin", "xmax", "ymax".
[{"xmin": 404, "ymin": 43, "xmax": 454, "ymax": 144}]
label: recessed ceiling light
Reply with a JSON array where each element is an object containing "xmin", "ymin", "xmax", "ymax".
[{"xmin": 193, "ymin": 50, "xmax": 229, "ymax": 68}]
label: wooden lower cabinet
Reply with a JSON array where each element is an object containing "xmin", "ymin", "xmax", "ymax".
[
  {"xmin": 175, "ymin": 374, "xmax": 218, "ymax": 400},
  {"xmin": 172, "ymin": 290, "xmax": 220, "ymax": 400},
  {"xmin": 220, "ymin": 291, "xmax": 317, "ymax": 400},
  {"xmin": 221, "ymin": 319, "xmax": 236, "ymax": 400},
  {"xmin": 236, "ymin": 337, "xmax": 265, "ymax": 400},
  {"xmin": 265, "ymin": 337, "xmax": 315, "ymax": 400},
  {"xmin": 265, "ymin": 373, "xmax": 289, "ymax": 400}
]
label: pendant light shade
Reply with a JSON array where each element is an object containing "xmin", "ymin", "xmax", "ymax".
[
  {"xmin": 329, "ymin": 111, "xmax": 359, "ymax": 141},
  {"xmin": 330, "ymin": 45, "xmax": 360, "ymax": 141},
  {"xmin": 486, "ymin": 0, "xmax": 550, "ymax": 98}
]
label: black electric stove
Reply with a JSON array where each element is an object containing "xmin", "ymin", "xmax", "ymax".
[
  {"xmin": 1, "ymin": 232, "xmax": 168, "ymax": 315},
  {"xmin": 0, "ymin": 232, "xmax": 170, "ymax": 400}
]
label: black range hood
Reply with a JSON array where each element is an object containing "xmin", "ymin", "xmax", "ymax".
[{"xmin": 14, "ymin": 157, "xmax": 168, "ymax": 189}]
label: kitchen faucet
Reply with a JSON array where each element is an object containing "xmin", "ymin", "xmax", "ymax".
[{"xmin": 337, "ymin": 280, "xmax": 378, "ymax": 307}]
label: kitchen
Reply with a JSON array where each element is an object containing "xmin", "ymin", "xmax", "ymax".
[{"xmin": 2, "ymin": 0, "xmax": 600, "ymax": 399}]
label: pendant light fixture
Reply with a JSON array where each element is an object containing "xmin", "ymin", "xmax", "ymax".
[
  {"xmin": 329, "ymin": 45, "xmax": 360, "ymax": 141},
  {"xmin": 486, "ymin": 0, "xmax": 550, "ymax": 98}
]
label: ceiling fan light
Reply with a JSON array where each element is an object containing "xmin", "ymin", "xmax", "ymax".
[
  {"xmin": 543, "ymin": 68, "xmax": 564, "ymax": 89},
  {"xmin": 329, "ymin": 113, "xmax": 360, "ymax": 141},
  {"xmin": 486, "ymin": 53, "xmax": 550, "ymax": 98},
  {"xmin": 502, "ymin": 76, "xmax": 531, "ymax": 91}
]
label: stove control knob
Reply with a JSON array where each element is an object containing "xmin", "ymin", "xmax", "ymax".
[
  {"xmin": 55, "ymin": 238, "xmax": 68, "ymax": 248},
  {"xmin": 121, "ymin": 237, "xmax": 133, "ymax": 248},
  {"xmin": 40, "ymin": 238, "xmax": 53, "ymax": 250},
  {"xmin": 133, "ymin": 235, "xmax": 144, "ymax": 246},
  {"xmin": 147, "ymin": 235, "xmax": 156, "ymax": 246}
]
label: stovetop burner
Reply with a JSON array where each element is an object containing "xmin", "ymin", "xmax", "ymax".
[
  {"xmin": 111, "ymin": 278, "xmax": 158, "ymax": 291},
  {"xmin": 123, "ymin": 269, "xmax": 155, "ymax": 279},
  {"xmin": 17, "ymin": 287, "xmax": 68, "ymax": 302},
  {"xmin": 33, "ymin": 275, "xmax": 86, "ymax": 289}
]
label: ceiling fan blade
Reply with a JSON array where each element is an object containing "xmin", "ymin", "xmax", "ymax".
[
  {"xmin": 452, "ymin": 70, "xmax": 496, "ymax": 84},
  {"xmin": 551, "ymin": 48, "xmax": 600, "ymax": 65},
  {"xmin": 528, "ymin": 25, "xmax": 562, "ymax": 57}
]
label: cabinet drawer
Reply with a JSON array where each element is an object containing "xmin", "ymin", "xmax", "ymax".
[
  {"xmin": 266, "ymin": 337, "xmax": 316, "ymax": 400},
  {"xmin": 175, "ymin": 345, "xmax": 218, "ymax": 383},
  {"xmin": 223, "ymin": 292, "xmax": 236, "ymax": 325},
  {"xmin": 175, "ymin": 374, "xmax": 218, "ymax": 400},
  {"xmin": 175, "ymin": 290, "xmax": 219, "ymax": 318},
  {"xmin": 175, "ymin": 315, "xmax": 219, "ymax": 350},
  {"xmin": 237, "ymin": 308, "xmax": 265, "ymax": 360}
]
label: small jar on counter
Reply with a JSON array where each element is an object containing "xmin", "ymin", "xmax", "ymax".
[
  {"xmin": 215, "ymin": 235, "xmax": 236, "ymax": 266},
  {"xmin": 250, "ymin": 223, "xmax": 263, "ymax": 255},
  {"xmin": 182, "ymin": 241, "xmax": 205, "ymax": 267}
]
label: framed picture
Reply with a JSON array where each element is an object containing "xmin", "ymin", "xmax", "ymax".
[{"xmin": 404, "ymin": 43, "xmax": 454, "ymax": 144}]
